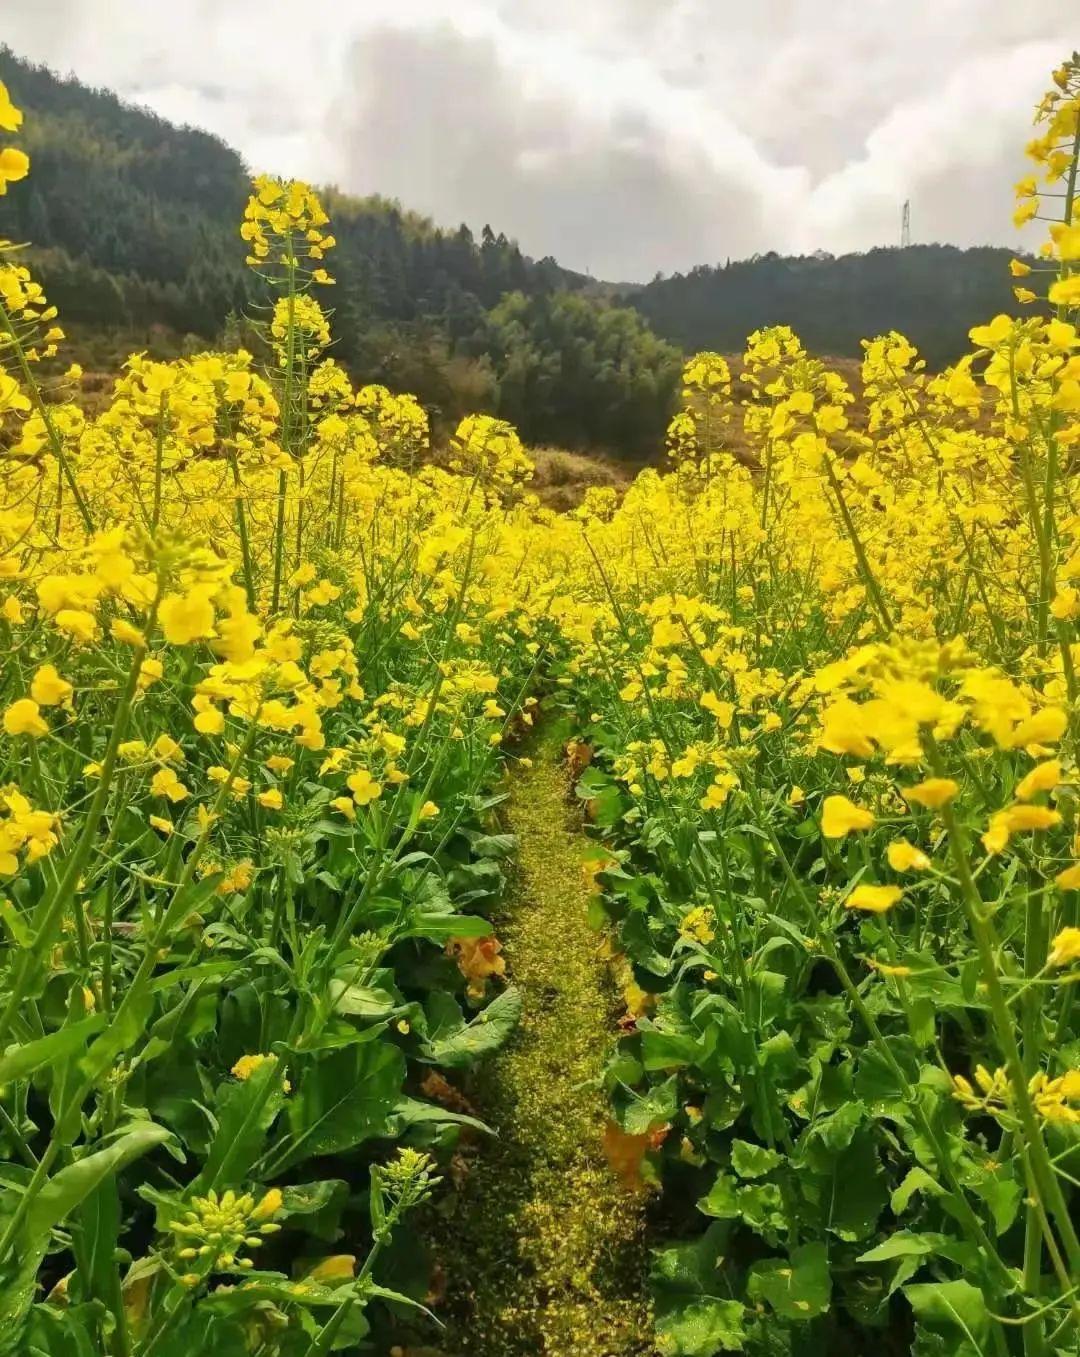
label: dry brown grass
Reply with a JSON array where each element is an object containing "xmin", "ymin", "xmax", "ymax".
[{"xmin": 528, "ymin": 446, "xmax": 632, "ymax": 510}]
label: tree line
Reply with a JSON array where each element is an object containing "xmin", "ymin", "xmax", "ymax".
[{"xmin": 626, "ymin": 244, "xmax": 1039, "ymax": 368}]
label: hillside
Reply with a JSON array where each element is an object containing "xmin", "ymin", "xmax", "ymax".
[
  {"xmin": 627, "ymin": 243, "xmax": 1037, "ymax": 367},
  {"xmin": 0, "ymin": 46, "xmax": 680, "ymax": 457}
]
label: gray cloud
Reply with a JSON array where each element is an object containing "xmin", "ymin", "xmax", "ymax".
[
  {"xmin": 326, "ymin": 22, "xmax": 773, "ymax": 279},
  {"xmin": 3, "ymin": 0, "xmax": 1077, "ymax": 278}
]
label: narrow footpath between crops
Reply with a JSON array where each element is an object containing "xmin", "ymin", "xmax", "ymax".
[{"xmin": 424, "ymin": 727, "xmax": 655, "ymax": 1357}]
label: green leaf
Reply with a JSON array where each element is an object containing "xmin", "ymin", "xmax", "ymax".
[
  {"xmin": 23, "ymin": 1305, "xmax": 99, "ymax": 1357},
  {"xmin": 78, "ymin": 987, "xmax": 154, "ymax": 1086},
  {"xmin": 280, "ymin": 1040, "xmax": 404, "ymax": 1169},
  {"xmin": 731, "ymin": 1140, "xmax": 783, "ymax": 1179},
  {"xmin": 736, "ymin": 1182, "xmax": 786, "ymax": 1236},
  {"xmin": 892, "ymin": 1166, "xmax": 944, "ymax": 1215},
  {"xmin": 747, "ymin": 1242, "xmax": 831, "ymax": 1320},
  {"xmin": 906, "ymin": 1280, "xmax": 991, "ymax": 1357},
  {"xmin": 965, "ymin": 1161, "xmax": 1022, "ymax": 1236},
  {"xmin": 467, "ymin": 832, "xmax": 518, "ymax": 859},
  {"xmin": 0, "ymin": 1123, "xmax": 171, "ymax": 1338},
  {"xmin": 28, "ymin": 1123, "xmax": 172, "ymax": 1242},
  {"xmin": 641, "ymin": 1029, "xmax": 702, "ymax": 1070},
  {"xmin": 386, "ymin": 1096, "xmax": 491, "ymax": 1136},
  {"xmin": 697, "ymin": 1172, "xmax": 739, "ymax": 1219},
  {"xmin": 151, "ymin": 1310, "xmax": 250, "ymax": 1357},
  {"xmin": 326, "ymin": 980, "xmax": 398, "ymax": 1018},
  {"xmin": 0, "ymin": 898, "xmax": 31, "ymax": 949},
  {"xmin": 618, "ymin": 1074, "xmax": 679, "ymax": 1135},
  {"xmin": 651, "ymin": 1225, "xmax": 745, "ymax": 1356},
  {"xmin": 191, "ymin": 1055, "xmax": 285, "ymax": 1192},
  {"xmin": 796, "ymin": 1101, "xmax": 864, "ymax": 1168},
  {"xmin": 853, "ymin": 1037, "xmax": 921, "ymax": 1116},
  {"xmin": 423, "ymin": 987, "xmax": 521, "ymax": 1067},
  {"xmin": 858, "ymin": 1231, "xmax": 948, "ymax": 1263},
  {"xmin": 72, "ymin": 1176, "xmax": 121, "ymax": 1310},
  {"xmin": 157, "ymin": 872, "xmax": 227, "ymax": 936},
  {"xmin": 0, "ymin": 1015, "xmax": 105, "ymax": 1086},
  {"xmin": 746, "ymin": 971, "xmax": 787, "ymax": 1027},
  {"xmin": 400, "ymin": 912, "xmax": 493, "ymax": 941},
  {"xmin": 815, "ymin": 1130, "xmax": 887, "ymax": 1242},
  {"xmin": 280, "ymin": 1179, "xmax": 349, "ymax": 1241}
]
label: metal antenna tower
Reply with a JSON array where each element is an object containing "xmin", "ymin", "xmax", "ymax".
[{"xmin": 900, "ymin": 199, "xmax": 911, "ymax": 248}]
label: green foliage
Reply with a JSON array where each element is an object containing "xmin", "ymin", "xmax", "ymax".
[
  {"xmin": 486, "ymin": 290, "xmax": 682, "ymax": 457},
  {"xmin": 629, "ymin": 243, "xmax": 1043, "ymax": 368}
]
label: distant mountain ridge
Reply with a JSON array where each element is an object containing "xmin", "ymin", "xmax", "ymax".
[{"xmin": 623, "ymin": 243, "xmax": 1033, "ymax": 368}]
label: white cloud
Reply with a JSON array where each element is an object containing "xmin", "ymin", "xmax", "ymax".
[{"xmin": 3, "ymin": 0, "xmax": 1075, "ymax": 278}]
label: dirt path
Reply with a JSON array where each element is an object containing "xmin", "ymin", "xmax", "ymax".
[{"xmin": 431, "ymin": 729, "xmax": 654, "ymax": 1357}]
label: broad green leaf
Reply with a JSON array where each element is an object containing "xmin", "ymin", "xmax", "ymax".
[
  {"xmin": 651, "ymin": 1224, "xmax": 745, "ymax": 1356},
  {"xmin": 0, "ymin": 1015, "xmax": 105, "ymax": 1086},
  {"xmin": 736, "ymin": 1181, "xmax": 786, "ymax": 1236},
  {"xmin": 757, "ymin": 1031, "xmax": 800, "ymax": 1086},
  {"xmin": 387, "ymin": 1096, "xmax": 491, "ymax": 1136},
  {"xmin": 747, "ymin": 1242, "xmax": 830, "ymax": 1320},
  {"xmin": 326, "ymin": 980, "xmax": 399, "ymax": 1018},
  {"xmin": 78, "ymin": 987, "xmax": 154, "ymax": 1086},
  {"xmin": 746, "ymin": 971, "xmax": 787, "ymax": 1026},
  {"xmin": 965, "ymin": 1161, "xmax": 1022, "ymax": 1236},
  {"xmin": 467, "ymin": 832, "xmax": 518, "ymax": 859},
  {"xmin": 731, "ymin": 1140, "xmax": 783, "ymax": 1178},
  {"xmin": 657, "ymin": 1298, "xmax": 746, "ymax": 1356},
  {"xmin": 795, "ymin": 1100, "xmax": 864, "ymax": 1170},
  {"xmin": 906, "ymin": 1279, "xmax": 990, "ymax": 1357},
  {"xmin": 280, "ymin": 1040, "xmax": 404, "ymax": 1169},
  {"xmin": 814, "ymin": 1129, "xmax": 888, "ymax": 1242},
  {"xmin": 191, "ymin": 1056, "xmax": 286, "ymax": 1192},
  {"xmin": 23, "ymin": 1305, "xmax": 99, "ymax": 1357},
  {"xmin": 423, "ymin": 986, "xmax": 521, "ymax": 1067},
  {"xmin": 853, "ymin": 1037, "xmax": 921, "ymax": 1116},
  {"xmin": 28, "ymin": 1123, "xmax": 172, "ymax": 1242},
  {"xmin": 697, "ymin": 1171, "xmax": 739, "ymax": 1219},
  {"xmin": 641, "ymin": 1029, "xmax": 702, "ymax": 1070},
  {"xmin": 400, "ymin": 912, "xmax": 494, "ymax": 941},
  {"xmin": 892, "ymin": 1166, "xmax": 943, "ymax": 1215},
  {"xmin": 280, "ymin": 1179, "xmax": 349, "ymax": 1241},
  {"xmin": 0, "ymin": 1123, "xmax": 171, "ymax": 1339},
  {"xmin": 72, "ymin": 1176, "xmax": 121, "ymax": 1311},
  {"xmin": 150, "ymin": 1310, "xmax": 250, "ymax": 1357},
  {"xmin": 618, "ymin": 1074, "xmax": 679, "ymax": 1135},
  {"xmin": 858, "ymin": 1231, "xmax": 948, "ymax": 1263}
]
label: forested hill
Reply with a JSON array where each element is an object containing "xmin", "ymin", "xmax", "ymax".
[
  {"xmin": 0, "ymin": 47, "xmax": 680, "ymax": 456},
  {"xmin": 625, "ymin": 244, "xmax": 1033, "ymax": 367}
]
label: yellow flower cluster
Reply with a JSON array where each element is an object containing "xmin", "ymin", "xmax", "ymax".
[
  {"xmin": 169, "ymin": 1186, "xmax": 283, "ymax": 1273},
  {"xmin": 449, "ymin": 413, "xmax": 534, "ymax": 494},
  {"xmin": 0, "ymin": 79, "xmax": 28, "ymax": 196},
  {"xmin": 241, "ymin": 174, "xmax": 335, "ymax": 273}
]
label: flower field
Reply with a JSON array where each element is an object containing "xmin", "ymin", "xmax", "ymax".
[{"xmin": 2, "ymin": 49, "xmax": 1080, "ymax": 1357}]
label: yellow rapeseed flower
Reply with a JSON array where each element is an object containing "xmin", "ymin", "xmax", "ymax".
[
  {"xmin": 846, "ymin": 884, "xmax": 903, "ymax": 913},
  {"xmin": 3, "ymin": 699, "xmax": 48, "ymax": 738},
  {"xmin": 904, "ymin": 778, "xmax": 959, "ymax": 809},
  {"xmin": 821, "ymin": 794, "xmax": 874, "ymax": 838}
]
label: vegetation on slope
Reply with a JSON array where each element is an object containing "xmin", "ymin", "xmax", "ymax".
[{"xmin": 627, "ymin": 242, "xmax": 1043, "ymax": 369}]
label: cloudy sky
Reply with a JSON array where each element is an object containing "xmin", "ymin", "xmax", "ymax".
[{"xmin": 4, "ymin": 1, "xmax": 1075, "ymax": 280}]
